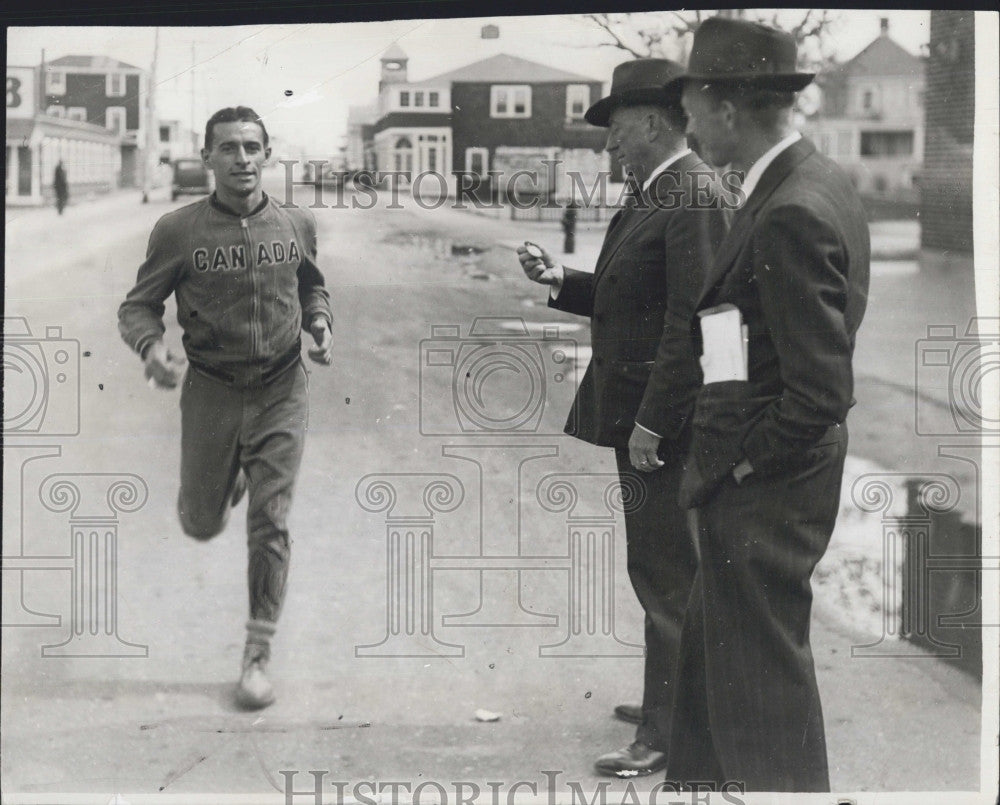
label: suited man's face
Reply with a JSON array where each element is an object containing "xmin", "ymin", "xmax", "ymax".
[
  {"xmin": 605, "ymin": 106, "xmax": 656, "ymax": 186},
  {"xmin": 681, "ymin": 84, "xmax": 737, "ymax": 168}
]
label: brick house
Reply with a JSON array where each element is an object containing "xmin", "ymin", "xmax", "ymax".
[
  {"xmin": 804, "ymin": 18, "xmax": 925, "ymax": 199},
  {"xmin": 920, "ymin": 11, "xmax": 975, "ymax": 253},
  {"xmin": 349, "ymin": 46, "xmax": 608, "ymax": 200},
  {"xmin": 43, "ymin": 55, "xmax": 147, "ymax": 187}
]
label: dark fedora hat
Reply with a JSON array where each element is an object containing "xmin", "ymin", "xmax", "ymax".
[
  {"xmin": 585, "ymin": 58, "xmax": 686, "ymax": 127},
  {"xmin": 667, "ymin": 17, "xmax": 814, "ymax": 92}
]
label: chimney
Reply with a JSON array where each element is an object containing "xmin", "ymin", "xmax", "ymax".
[{"xmin": 880, "ymin": 18, "xmax": 889, "ymax": 36}]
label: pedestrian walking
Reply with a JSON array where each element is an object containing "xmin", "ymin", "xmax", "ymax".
[
  {"xmin": 117, "ymin": 106, "xmax": 334, "ymax": 710},
  {"xmin": 664, "ymin": 18, "xmax": 871, "ymax": 791},
  {"xmin": 54, "ymin": 160, "xmax": 69, "ymax": 215},
  {"xmin": 518, "ymin": 59, "xmax": 727, "ymax": 777}
]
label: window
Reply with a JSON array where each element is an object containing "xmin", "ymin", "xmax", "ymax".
[
  {"xmin": 566, "ymin": 84, "xmax": 590, "ymax": 120},
  {"xmin": 414, "ymin": 91, "xmax": 424, "ymax": 107},
  {"xmin": 106, "ymin": 73, "xmax": 126, "ymax": 97},
  {"xmin": 46, "ymin": 104, "xmax": 66, "ymax": 118},
  {"xmin": 159, "ymin": 125, "xmax": 171, "ymax": 143},
  {"xmin": 66, "ymin": 107, "xmax": 88, "ymax": 122},
  {"xmin": 105, "ymin": 106, "xmax": 127, "ymax": 135},
  {"xmin": 46, "ymin": 70, "xmax": 66, "ymax": 95},
  {"xmin": 860, "ymin": 131, "xmax": 914, "ymax": 157},
  {"xmin": 399, "ymin": 91, "xmax": 410, "ymax": 107},
  {"xmin": 465, "ymin": 147, "xmax": 489, "ymax": 177},
  {"xmin": 862, "ymin": 90, "xmax": 873, "ymax": 110},
  {"xmin": 491, "ymin": 85, "xmax": 531, "ymax": 118},
  {"xmin": 429, "ymin": 91, "xmax": 439, "ymax": 108}
]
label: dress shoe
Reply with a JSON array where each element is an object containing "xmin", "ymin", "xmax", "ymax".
[
  {"xmin": 594, "ymin": 742, "xmax": 668, "ymax": 777},
  {"xmin": 236, "ymin": 644, "xmax": 275, "ymax": 710},
  {"xmin": 613, "ymin": 703, "xmax": 642, "ymax": 725}
]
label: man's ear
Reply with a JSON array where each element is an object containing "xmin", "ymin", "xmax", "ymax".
[
  {"xmin": 720, "ymin": 100, "xmax": 738, "ymax": 132},
  {"xmin": 200, "ymin": 148, "xmax": 211, "ymax": 166},
  {"xmin": 265, "ymin": 146, "xmax": 272, "ymax": 163}
]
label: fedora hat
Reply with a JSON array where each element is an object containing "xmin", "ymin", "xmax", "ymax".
[
  {"xmin": 585, "ymin": 58, "xmax": 686, "ymax": 127},
  {"xmin": 667, "ymin": 17, "xmax": 814, "ymax": 92}
]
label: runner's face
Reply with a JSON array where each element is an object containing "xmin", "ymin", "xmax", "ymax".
[{"xmin": 202, "ymin": 121, "xmax": 270, "ymax": 197}]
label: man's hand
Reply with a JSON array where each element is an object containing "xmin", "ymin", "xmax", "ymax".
[
  {"xmin": 516, "ymin": 243, "xmax": 564, "ymax": 286},
  {"xmin": 629, "ymin": 426, "xmax": 664, "ymax": 472},
  {"xmin": 307, "ymin": 317, "xmax": 333, "ymax": 366},
  {"xmin": 143, "ymin": 340, "xmax": 187, "ymax": 390}
]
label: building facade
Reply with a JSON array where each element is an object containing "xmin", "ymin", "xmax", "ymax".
[
  {"xmin": 6, "ymin": 64, "xmax": 122, "ymax": 206},
  {"xmin": 805, "ymin": 19, "xmax": 925, "ymax": 198},
  {"xmin": 350, "ymin": 46, "xmax": 607, "ymax": 200},
  {"xmin": 920, "ymin": 11, "xmax": 975, "ymax": 253},
  {"xmin": 43, "ymin": 55, "xmax": 146, "ymax": 187}
]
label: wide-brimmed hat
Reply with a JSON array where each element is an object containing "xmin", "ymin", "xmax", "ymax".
[
  {"xmin": 584, "ymin": 58, "xmax": 686, "ymax": 127},
  {"xmin": 666, "ymin": 17, "xmax": 814, "ymax": 93}
]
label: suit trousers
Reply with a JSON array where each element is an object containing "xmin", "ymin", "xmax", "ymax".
[
  {"xmin": 614, "ymin": 448, "xmax": 698, "ymax": 752},
  {"xmin": 177, "ymin": 360, "xmax": 309, "ymax": 626},
  {"xmin": 665, "ymin": 425, "xmax": 848, "ymax": 792}
]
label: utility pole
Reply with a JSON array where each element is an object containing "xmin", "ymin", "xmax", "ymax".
[
  {"xmin": 142, "ymin": 27, "xmax": 160, "ymax": 203},
  {"xmin": 191, "ymin": 41, "xmax": 197, "ymax": 154}
]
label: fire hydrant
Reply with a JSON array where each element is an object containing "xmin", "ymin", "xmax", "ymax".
[{"xmin": 562, "ymin": 202, "xmax": 578, "ymax": 255}]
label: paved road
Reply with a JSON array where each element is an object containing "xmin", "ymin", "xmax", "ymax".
[{"xmin": 2, "ymin": 177, "xmax": 986, "ymax": 798}]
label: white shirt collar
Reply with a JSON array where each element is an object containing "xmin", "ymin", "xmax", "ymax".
[
  {"xmin": 642, "ymin": 148, "xmax": 693, "ymax": 193},
  {"xmin": 738, "ymin": 131, "xmax": 802, "ymax": 203}
]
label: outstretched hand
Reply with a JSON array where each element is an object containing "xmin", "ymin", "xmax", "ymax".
[{"xmin": 516, "ymin": 243, "xmax": 564, "ymax": 286}]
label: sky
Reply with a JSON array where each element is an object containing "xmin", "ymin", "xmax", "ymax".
[{"xmin": 8, "ymin": 9, "xmax": 931, "ymax": 156}]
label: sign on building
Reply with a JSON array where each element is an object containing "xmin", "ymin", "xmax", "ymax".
[{"xmin": 6, "ymin": 66, "xmax": 37, "ymax": 119}]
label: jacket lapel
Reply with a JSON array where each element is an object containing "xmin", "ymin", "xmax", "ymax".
[
  {"xmin": 593, "ymin": 151, "xmax": 706, "ymax": 285},
  {"xmin": 696, "ymin": 137, "xmax": 816, "ymax": 307}
]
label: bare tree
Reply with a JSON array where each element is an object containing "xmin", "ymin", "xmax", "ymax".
[{"xmin": 583, "ymin": 9, "xmax": 838, "ymax": 70}]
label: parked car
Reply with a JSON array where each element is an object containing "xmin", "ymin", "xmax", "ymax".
[{"xmin": 171, "ymin": 158, "xmax": 213, "ymax": 201}]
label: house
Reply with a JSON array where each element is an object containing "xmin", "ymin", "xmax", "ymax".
[
  {"xmin": 157, "ymin": 119, "xmax": 199, "ymax": 164},
  {"xmin": 349, "ymin": 45, "xmax": 608, "ymax": 200},
  {"xmin": 920, "ymin": 11, "xmax": 974, "ymax": 253},
  {"xmin": 42, "ymin": 55, "xmax": 147, "ymax": 187},
  {"xmin": 804, "ymin": 19, "xmax": 925, "ymax": 199},
  {"xmin": 6, "ymin": 64, "xmax": 122, "ymax": 206}
]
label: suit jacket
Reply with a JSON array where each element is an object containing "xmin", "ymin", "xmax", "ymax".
[
  {"xmin": 550, "ymin": 151, "xmax": 728, "ymax": 452},
  {"xmin": 680, "ymin": 137, "xmax": 870, "ymax": 508}
]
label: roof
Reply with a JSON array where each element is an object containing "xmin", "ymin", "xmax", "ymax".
[
  {"xmin": 419, "ymin": 53, "xmax": 599, "ymax": 86},
  {"xmin": 47, "ymin": 55, "xmax": 142, "ymax": 72},
  {"xmin": 382, "ymin": 43, "xmax": 408, "ymax": 61},
  {"xmin": 835, "ymin": 34, "xmax": 924, "ymax": 77},
  {"xmin": 6, "ymin": 114, "xmax": 123, "ymax": 143}
]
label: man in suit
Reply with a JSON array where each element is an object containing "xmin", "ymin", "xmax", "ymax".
[
  {"xmin": 661, "ymin": 18, "xmax": 871, "ymax": 792},
  {"xmin": 518, "ymin": 58, "xmax": 727, "ymax": 776}
]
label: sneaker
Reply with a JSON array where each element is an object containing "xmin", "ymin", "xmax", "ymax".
[{"xmin": 236, "ymin": 644, "xmax": 275, "ymax": 710}]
